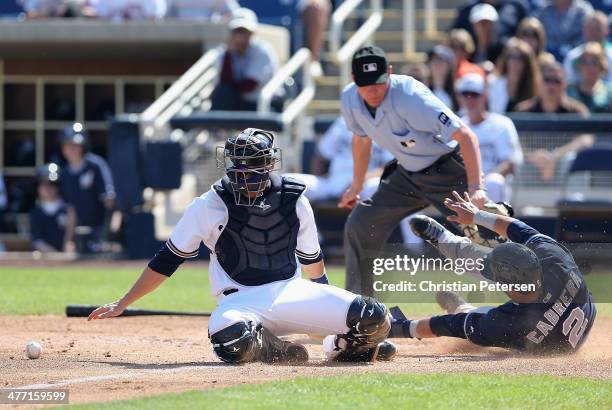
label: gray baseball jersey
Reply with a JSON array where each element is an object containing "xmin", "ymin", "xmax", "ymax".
[{"xmin": 341, "ymin": 74, "xmax": 464, "ymax": 172}]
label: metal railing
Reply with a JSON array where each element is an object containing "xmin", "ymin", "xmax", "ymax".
[
  {"xmin": 140, "ymin": 48, "xmax": 220, "ymax": 140},
  {"xmin": 329, "ymin": 0, "xmax": 383, "ymax": 91},
  {"xmin": 404, "ymin": 0, "xmax": 438, "ymax": 58},
  {"xmin": 258, "ymin": 47, "xmax": 315, "ymax": 126}
]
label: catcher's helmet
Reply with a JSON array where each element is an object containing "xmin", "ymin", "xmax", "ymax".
[
  {"xmin": 484, "ymin": 242, "xmax": 543, "ymax": 294},
  {"xmin": 59, "ymin": 122, "xmax": 89, "ymax": 146},
  {"xmin": 216, "ymin": 128, "xmax": 282, "ymax": 206}
]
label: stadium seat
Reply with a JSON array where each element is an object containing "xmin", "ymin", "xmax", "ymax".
[
  {"xmin": 0, "ymin": 0, "xmax": 24, "ymax": 17},
  {"xmin": 239, "ymin": 0, "xmax": 303, "ymax": 54}
]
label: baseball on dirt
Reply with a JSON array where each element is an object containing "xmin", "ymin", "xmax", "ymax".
[{"xmin": 25, "ymin": 341, "xmax": 42, "ymax": 359}]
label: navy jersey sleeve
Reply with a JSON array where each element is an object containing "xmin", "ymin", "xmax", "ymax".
[{"xmin": 506, "ymin": 220, "xmax": 541, "ymax": 244}]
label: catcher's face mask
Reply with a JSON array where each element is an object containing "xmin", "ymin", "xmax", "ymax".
[{"xmin": 216, "ymin": 128, "xmax": 282, "ymax": 206}]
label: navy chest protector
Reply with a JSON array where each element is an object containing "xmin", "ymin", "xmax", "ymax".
[{"xmin": 213, "ymin": 174, "xmax": 306, "ymax": 286}]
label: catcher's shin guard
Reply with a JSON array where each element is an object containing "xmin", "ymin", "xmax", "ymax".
[
  {"xmin": 210, "ymin": 321, "xmax": 308, "ymax": 364},
  {"xmin": 325, "ymin": 296, "xmax": 393, "ymax": 362}
]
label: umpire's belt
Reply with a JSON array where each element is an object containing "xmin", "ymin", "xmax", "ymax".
[{"xmin": 405, "ymin": 147, "xmax": 462, "ymax": 175}]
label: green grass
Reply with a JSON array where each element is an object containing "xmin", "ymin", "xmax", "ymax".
[
  {"xmin": 1, "ymin": 266, "xmax": 611, "ymax": 318},
  {"xmin": 59, "ymin": 373, "xmax": 612, "ymax": 410}
]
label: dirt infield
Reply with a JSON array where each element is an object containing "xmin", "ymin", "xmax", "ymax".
[{"xmin": 0, "ymin": 315, "xmax": 610, "ymax": 407}]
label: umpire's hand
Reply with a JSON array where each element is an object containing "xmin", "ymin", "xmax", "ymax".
[
  {"xmin": 338, "ymin": 185, "xmax": 361, "ymax": 209},
  {"xmin": 444, "ymin": 191, "xmax": 479, "ymax": 225}
]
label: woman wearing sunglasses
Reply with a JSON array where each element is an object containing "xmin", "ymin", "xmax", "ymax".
[
  {"xmin": 488, "ymin": 38, "xmax": 540, "ymax": 113},
  {"xmin": 567, "ymin": 42, "xmax": 612, "ymax": 113}
]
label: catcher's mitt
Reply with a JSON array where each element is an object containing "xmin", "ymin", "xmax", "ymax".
[{"xmin": 460, "ymin": 202, "xmax": 514, "ymax": 248}]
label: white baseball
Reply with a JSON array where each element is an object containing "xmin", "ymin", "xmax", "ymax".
[{"xmin": 25, "ymin": 341, "xmax": 42, "ymax": 359}]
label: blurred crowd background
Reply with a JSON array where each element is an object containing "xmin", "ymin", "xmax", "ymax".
[{"xmin": 0, "ymin": 0, "xmax": 610, "ymax": 257}]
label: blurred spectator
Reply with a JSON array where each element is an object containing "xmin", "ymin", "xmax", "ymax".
[
  {"xmin": 516, "ymin": 58, "xmax": 589, "ymax": 113},
  {"xmin": 448, "ymin": 29, "xmax": 486, "ymax": 79},
  {"xmin": 167, "ymin": 0, "xmax": 238, "ymax": 20},
  {"xmin": 533, "ymin": 0, "xmax": 593, "ymax": 61},
  {"xmin": 19, "ymin": 0, "xmax": 89, "ymax": 18},
  {"xmin": 59, "ymin": 123, "xmax": 115, "ymax": 253},
  {"xmin": 563, "ymin": 11, "xmax": 612, "ymax": 85},
  {"xmin": 30, "ymin": 163, "xmax": 76, "ymax": 253},
  {"xmin": 284, "ymin": 117, "xmax": 393, "ymax": 202},
  {"xmin": 526, "ymin": 133, "xmax": 594, "ymax": 181},
  {"xmin": 210, "ymin": 8, "xmax": 281, "ymax": 111},
  {"xmin": 470, "ymin": 3, "xmax": 504, "ymax": 64},
  {"xmin": 567, "ymin": 42, "xmax": 612, "ymax": 113},
  {"xmin": 456, "ymin": 73, "xmax": 523, "ymax": 202},
  {"xmin": 427, "ymin": 45, "xmax": 459, "ymax": 110},
  {"xmin": 401, "ymin": 62, "xmax": 431, "ymax": 86},
  {"xmin": 300, "ymin": 0, "xmax": 330, "ymax": 78},
  {"xmin": 516, "ymin": 16, "xmax": 555, "ymax": 61},
  {"xmin": 90, "ymin": 0, "xmax": 167, "ymax": 21},
  {"xmin": 453, "ymin": 0, "xmax": 529, "ymax": 43},
  {"xmin": 488, "ymin": 37, "xmax": 540, "ymax": 112}
]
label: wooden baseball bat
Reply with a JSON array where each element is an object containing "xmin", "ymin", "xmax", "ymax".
[{"xmin": 65, "ymin": 304, "xmax": 211, "ymax": 317}]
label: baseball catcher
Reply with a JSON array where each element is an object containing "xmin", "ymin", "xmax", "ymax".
[
  {"xmin": 89, "ymin": 128, "xmax": 396, "ymax": 364},
  {"xmin": 390, "ymin": 191, "xmax": 596, "ymax": 353}
]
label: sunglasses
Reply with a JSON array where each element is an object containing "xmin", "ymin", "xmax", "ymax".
[
  {"xmin": 520, "ymin": 30, "xmax": 538, "ymax": 38},
  {"xmin": 460, "ymin": 91, "xmax": 482, "ymax": 98},
  {"xmin": 581, "ymin": 58, "xmax": 599, "ymax": 67},
  {"xmin": 543, "ymin": 77, "xmax": 563, "ymax": 85},
  {"xmin": 507, "ymin": 53, "xmax": 524, "ymax": 61}
]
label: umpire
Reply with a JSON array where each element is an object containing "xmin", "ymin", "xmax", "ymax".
[{"xmin": 340, "ymin": 46, "xmax": 487, "ymax": 296}]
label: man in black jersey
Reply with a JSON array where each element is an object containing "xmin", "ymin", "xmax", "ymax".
[{"xmin": 390, "ymin": 191, "xmax": 596, "ymax": 354}]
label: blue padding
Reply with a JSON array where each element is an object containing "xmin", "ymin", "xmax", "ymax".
[
  {"xmin": 568, "ymin": 145, "xmax": 612, "ymax": 173},
  {"xmin": 171, "ymin": 111, "xmax": 285, "ymax": 132},
  {"xmin": 143, "ymin": 141, "xmax": 183, "ymax": 190},
  {"xmin": 507, "ymin": 113, "xmax": 612, "ymax": 133},
  {"xmin": 314, "ymin": 115, "xmax": 336, "ymax": 134},
  {"xmin": 108, "ymin": 117, "xmax": 144, "ymax": 211},
  {"xmin": 0, "ymin": 0, "xmax": 23, "ymax": 15}
]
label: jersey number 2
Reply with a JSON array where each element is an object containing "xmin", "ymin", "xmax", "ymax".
[{"xmin": 562, "ymin": 307, "xmax": 589, "ymax": 349}]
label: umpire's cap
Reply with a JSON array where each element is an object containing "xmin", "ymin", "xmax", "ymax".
[
  {"xmin": 352, "ymin": 46, "xmax": 388, "ymax": 87},
  {"xmin": 484, "ymin": 243, "xmax": 542, "ymax": 294},
  {"xmin": 60, "ymin": 122, "xmax": 89, "ymax": 146}
]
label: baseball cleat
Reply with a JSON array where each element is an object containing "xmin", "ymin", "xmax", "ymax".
[
  {"xmin": 389, "ymin": 305, "xmax": 407, "ymax": 322},
  {"xmin": 260, "ymin": 327, "xmax": 309, "ymax": 364},
  {"xmin": 436, "ymin": 291, "xmax": 470, "ymax": 314},
  {"xmin": 409, "ymin": 215, "xmax": 447, "ymax": 244}
]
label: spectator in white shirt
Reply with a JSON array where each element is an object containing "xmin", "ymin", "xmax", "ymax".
[
  {"xmin": 90, "ymin": 0, "xmax": 167, "ymax": 21},
  {"xmin": 284, "ymin": 117, "xmax": 393, "ymax": 202},
  {"xmin": 210, "ymin": 8, "xmax": 281, "ymax": 111},
  {"xmin": 457, "ymin": 73, "xmax": 523, "ymax": 202},
  {"xmin": 167, "ymin": 0, "xmax": 237, "ymax": 20}
]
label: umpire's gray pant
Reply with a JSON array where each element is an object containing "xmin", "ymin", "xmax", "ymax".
[{"xmin": 344, "ymin": 152, "xmax": 467, "ymax": 296}]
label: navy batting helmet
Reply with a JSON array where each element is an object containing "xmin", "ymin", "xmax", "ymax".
[
  {"xmin": 59, "ymin": 122, "xmax": 89, "ymax": 146},
  {"xmin": 37, "ymin": 163, "xmax": 61, "ymax": 185},
  {"xmin": 216, "ymin": 128, "xmax": 282, "ymax": 206},
  {"xmin": 484, "ymin": 242, "xmax": 543, "ymax": 294}
]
